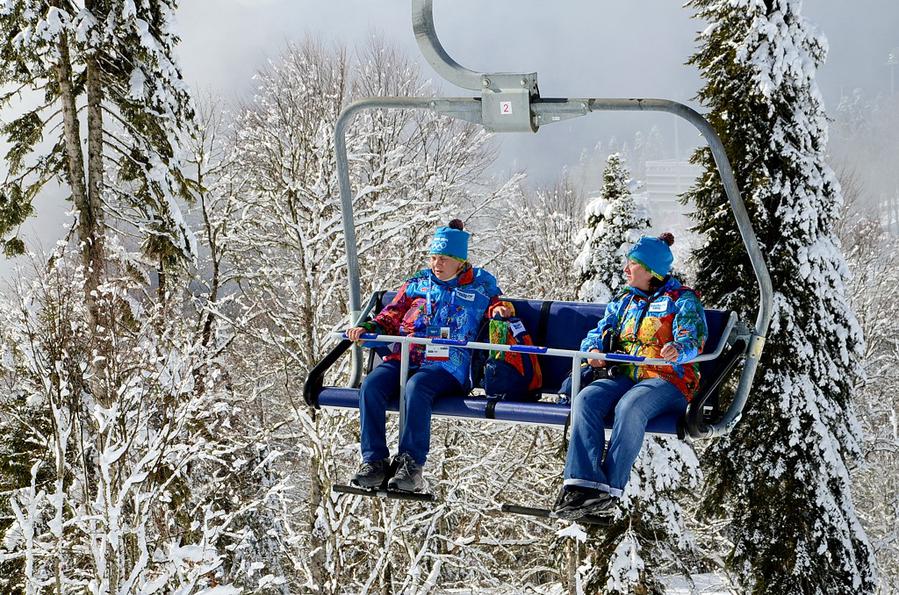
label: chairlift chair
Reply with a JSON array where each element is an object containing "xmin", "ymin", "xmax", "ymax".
[{"xmin": 303, "ymin": 0, "xmax": 774, "ymax": 509}]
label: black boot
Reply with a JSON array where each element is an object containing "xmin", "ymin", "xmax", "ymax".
[
  {"xmin": 552, "ymin": 486, "xmax": 614, "ymax": 520},
  {"xmin": 352, "ymin": 458, "xmax": 390, "ymax": 488},
  {"xmin": 387, "ymin": 453, "xmax": 425, "ymax": 492}
]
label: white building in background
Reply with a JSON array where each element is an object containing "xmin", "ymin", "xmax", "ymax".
[
  {"xmin": 635, "ymin": 159, "xmax": 704, "ymax": 267},
  {"xmin": 641, "ymin": 159, "xmax": 702, "ymax": 231}
]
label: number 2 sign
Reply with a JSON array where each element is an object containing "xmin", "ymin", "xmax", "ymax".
[{"xmin": 500, "ymin": 101, "xmax": 512, "ymax": 115}]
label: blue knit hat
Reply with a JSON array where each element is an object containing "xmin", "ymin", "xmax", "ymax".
[
  {"xmin": 428, "ymin": 219, "xmax": 470, "ymax": 262},
  {"xmin": 627, "ymin": 233, "xmax": 674, "ymax": 279}
]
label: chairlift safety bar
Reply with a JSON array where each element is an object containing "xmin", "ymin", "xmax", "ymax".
[
  {"xmin": 332, "ymin": 309, "xmax": 736, "ymax": 434},
  {"xmin": 331, "ymin": 309, "xmax": 736, "ymax": 370}
]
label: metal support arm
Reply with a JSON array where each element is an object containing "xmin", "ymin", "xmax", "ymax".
[
  {"xmin": 405, "ymin": 0, "xmax": 773, "ymax": 436},
  {"xmin": 412, "ymin": 0, "xmax": 482, "ymax": 91}
]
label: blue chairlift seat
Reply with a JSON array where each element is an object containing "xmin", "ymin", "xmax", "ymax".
[{"xmin": 306, "ymin": 293, "xmax": 738, "ymax": 438}]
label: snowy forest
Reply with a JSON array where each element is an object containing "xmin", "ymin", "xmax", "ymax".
[{"xmin": 0, "ymin": 1, "xmax": 896, "ymax": 593}]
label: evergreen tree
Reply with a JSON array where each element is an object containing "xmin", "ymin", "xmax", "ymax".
[
  {"xmin": 630, "ymin": 125, "xmax": 666, "ymax": 178},
  {"xmin": 684, "ymin": 1, "xmax": 877, "ymax": 591},
  {"xmin": 574, "ymin": 153, "xmax": 649, "ymax": 303},
  {"xmin": 0, "ymin": 0, "xmax": 196, "ymax": 328}
]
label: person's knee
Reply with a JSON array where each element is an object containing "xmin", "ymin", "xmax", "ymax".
[
  {"xmin": 405, "ymin": 371, "xmax": 445, "ymax": 404},
  {"xmin": 576, "ymin": 381, "xmax": 621, "ymax": 407},
  {"xmin": 570, "ymin": 386, "xmax": 597, "ymax": 416},
  {"xmin": 571, "ymin": 384, "xmax": 614, "ymax": 423},
  {"xmin": 569, "ymin": 394, "xmax": 589, "ymax": 425},
  {"xmin": 613, "ymin": 394, "xmax": 648, "ymax": 427},
  {"xmin": 404, "ymin": 374, "xmax": 428, "ymax": 398},
  {"xmin": 360, "ymin": 372, "xmax": 395, "ymax": 403}
]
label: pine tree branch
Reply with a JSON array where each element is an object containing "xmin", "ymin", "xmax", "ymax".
[{"xmin": 0, "ymin": 81, "xmax": 45, "ymax": 107}]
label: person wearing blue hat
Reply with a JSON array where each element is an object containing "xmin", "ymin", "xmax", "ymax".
[
  {"xmin": 346, "ymin": 219, "xmax": 513, "ymax": 492},
  {"xmin": 553, "ymin": 232, "xmax": 709, "ymax": 519}
]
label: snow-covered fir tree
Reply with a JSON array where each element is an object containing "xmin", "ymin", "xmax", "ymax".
[
  {"xmin": 684, "ymin": 1, "xmax": 877, "ymax": 591},
  {"xmin": 0, "ymin": 0, "xmax": 196, "ymax": 330},
  {"xmin": 574, "ymin": 153, "xmax": 649, "ymax": 303}
]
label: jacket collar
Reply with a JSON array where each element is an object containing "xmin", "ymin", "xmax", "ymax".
[
  {"xmin": 423, "ymin": 263, "xmax": 474, "ymax": 287},
  {"xmin": 623, "ymin": 275, "xmax": 680, "ymax": 299}
]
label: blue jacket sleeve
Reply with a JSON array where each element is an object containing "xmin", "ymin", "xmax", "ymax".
[
  {"xmin": 580, "ymin": 298, "xmax": 623, "ymax": 352},
  {"xmin": 671, "ymin": 291, "xmax": 708, "ymax": 363}
]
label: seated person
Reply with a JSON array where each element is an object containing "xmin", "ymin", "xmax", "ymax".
[
  {"xmin": 346, "ymin": 219, "xmax": 512, "ymax": 491},
  {"xmin": 553, "ymin": 233, "xmax": 707, "ymax": 519}
]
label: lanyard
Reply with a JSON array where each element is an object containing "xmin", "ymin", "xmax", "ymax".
[
  {"xmin": 620, "ymin": 286, "xmax": 668, "ymax": 340},
  {"xmin": 425, "ymin": 276, "xmax": 456, "ymax": 320},
  {"xmin": 612, "ymin": 292, "xmax": 638, "ymax": 338}
]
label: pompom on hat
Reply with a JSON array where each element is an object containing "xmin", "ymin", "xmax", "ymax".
[
  {"xmin": 428, "ymin": 218, "xmax": 470, "ymax": 262},
  {"xmin": 627, "ymin": 233, "xmax": 675, "ymax": 279}
]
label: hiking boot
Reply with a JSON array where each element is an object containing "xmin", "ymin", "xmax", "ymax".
[
  {"xmin": 387, "ymin": 453, "xmax": 425, "ymax": 492},
  {"xmin": 553, "ymin": 486, "xmax": 571, "ymax": 510},
  {"xmin": 352, "ymin": 458, "xmax": 390, "ymax": 488},
  {"xmin": 552, "ymin": 486, "xmax": 614, "ymax": 520}
]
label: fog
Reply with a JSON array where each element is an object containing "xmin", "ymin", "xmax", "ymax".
[
  {"xmin": 175, "ymin": 1, "xmax": 897, "ymax": 177},
  {"xmin": 1, "ymin": 1, "xmax": 897, "ymax": 278}
]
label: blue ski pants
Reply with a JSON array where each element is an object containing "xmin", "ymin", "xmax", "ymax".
[
  {"xmin": 359, "ymin": 360, "xmax": 463, "ymax": 466},
  {"xmin": 563, "ymin": 375, "xmax": 686, "ymax": 496}
]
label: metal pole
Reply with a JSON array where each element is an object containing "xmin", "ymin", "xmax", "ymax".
[
  {"xmin": 411, "ymin": 0, "xmax": 483, "ymax": 91},
  {"xmin": 570, "ymin": 358, "xmax": 581, "ymax": 400},
  {"xmin": 398, "ymin": 340, "xmax": 411, "ymax": 447},
  {"xmin": 334, "ymin": 97, "xmax": 436, "ymax": 387}
]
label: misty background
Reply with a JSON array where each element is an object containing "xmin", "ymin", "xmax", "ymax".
[{"xmin": 2, "ymin": 0, "xmax": 897, "ymax": 278}]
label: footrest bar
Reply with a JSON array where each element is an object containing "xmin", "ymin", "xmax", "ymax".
[
  {"xmin": 333, "ymin": 484, "xmax": 436, "ymax": 502},
  {"xmin": 501, "ymin": 503, "xmax": 612, "ymax": 527}
]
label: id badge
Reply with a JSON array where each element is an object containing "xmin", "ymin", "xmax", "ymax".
[
  {"xmin": 425, "ymin": 325, "xmax": 451, "ymax": 361},
  {"xmin": 509, "ymin": 319, "xmax": 526, "ymax": 337}
]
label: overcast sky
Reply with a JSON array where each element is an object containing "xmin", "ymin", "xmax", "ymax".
[
  {"xmin": 174, "ymin": 0, "xmax": 898, "ymax": 178},
  {"xmin": 2, "ymin": 1, "xmax": 897, "ymax": 279}
]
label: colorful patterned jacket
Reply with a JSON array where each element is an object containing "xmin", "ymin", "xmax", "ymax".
[
  {"xmin": 361, "ymin": 265, "xmax": 510, "ymax": 387},
  {"xmin": 581, "ymin": 276, "xmax": 708, "ymax": 399}
]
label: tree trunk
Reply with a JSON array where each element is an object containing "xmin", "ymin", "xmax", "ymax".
[
  {"xmin": 54, "ymin": 33, "xmax": 104, "ymax": 330},
  {"xmin": 308, "ymin": 413, "xmax": 327, "ymax": 593},
  {"xmin": 566, "ymin": 540, "xmax": 581, "ymax": 595}
]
